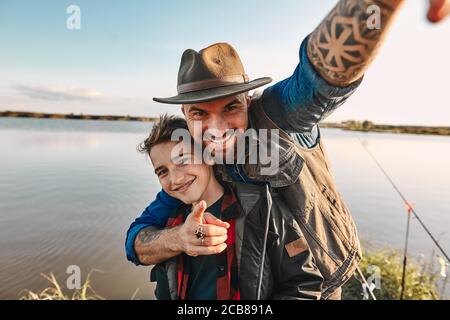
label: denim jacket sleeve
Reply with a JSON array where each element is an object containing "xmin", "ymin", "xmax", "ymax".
[
  {"xmin": 261, "ymin": 35, "xmax": 363, "ymax": 136},
  {"xmin": 125, "ymin": 190, "xmax": 181, "ymax": 265}
]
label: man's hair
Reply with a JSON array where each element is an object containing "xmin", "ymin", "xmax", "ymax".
[{"xmin": 137, "ymin": 114, "xmax": 189, "ymax": 155}]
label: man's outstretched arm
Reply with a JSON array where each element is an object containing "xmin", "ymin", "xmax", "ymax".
[{"xmin": 307, "ymin": 0, "xmax": 404, "ymax": 87}]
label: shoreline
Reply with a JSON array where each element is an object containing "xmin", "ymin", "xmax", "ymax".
[
  {"xmin": 1, "ymin": 111, "xmax": 450, "ymax": 136},
  {"xmin": 0, "ymin": 110, "xmax": 158, "ymax": 122},
  {"xmin": 320, "ymin": 120, "xmax": 450, "ymax": 136}
]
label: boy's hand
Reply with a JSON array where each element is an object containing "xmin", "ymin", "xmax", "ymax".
[{"xmin": 177, "ymin": 200, "xmax": 229, "ymax": 257}]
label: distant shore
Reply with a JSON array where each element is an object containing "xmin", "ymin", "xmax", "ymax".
[
  {"xmin": 321, "ymin": 120, "xmax": 450, "ymax": 136},
  {"xmin": 0, "ymin": 111, "xmax": 158, "ymax": 122},
  {"xmin": 1, "ymin": 111, "xmax": 449, "ymax": 136}
]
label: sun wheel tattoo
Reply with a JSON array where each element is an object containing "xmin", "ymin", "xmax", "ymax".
[{"xmin": 307, "ymin": 0, "xmax": 403, "ymax": 86}]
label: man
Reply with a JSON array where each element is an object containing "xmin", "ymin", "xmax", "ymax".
[
  {"xmin": 126, "ymin": 0, "xmax": 438, "ymax": 299},
  {"xmin": 139, "ymin": 115, "xmax": 323, "ymax": 300}
]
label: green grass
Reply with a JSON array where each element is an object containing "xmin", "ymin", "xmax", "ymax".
[
  {"xmin": 19, "ymin": 250, "xmax": 445, "ymax": 300},
  {"xmin": 20, "ymin": 271, "xmax": 105, "ymax": 300},
  {"xmin": 343, "ymin": 249, "xmax": 442, "ymax": 300}
]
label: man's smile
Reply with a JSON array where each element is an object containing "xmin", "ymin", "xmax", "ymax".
[{"xmin": 206, "ymin": 130, "xmax": 236, "ymax": 146}]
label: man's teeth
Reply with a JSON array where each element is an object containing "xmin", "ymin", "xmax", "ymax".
[{"xmin": 210, "ymin": 133, "xmax": 235, "ymax": 144}]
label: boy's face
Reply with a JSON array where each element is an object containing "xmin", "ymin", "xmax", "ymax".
[{"xmin": 149, "ymin": 141, "xmax": 213, "ymax": 205}]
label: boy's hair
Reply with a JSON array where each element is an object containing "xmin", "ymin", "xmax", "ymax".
[{"xmin": 137, "ymin": 114, "xmax": 189, "ymax": 155}]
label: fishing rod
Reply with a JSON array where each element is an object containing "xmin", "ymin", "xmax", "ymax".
[
  {"xmin": 400, "ymin": 208, "xmax": 412, "ymax": 300},
  {"xmin": 355, "ymin": 134, "xmax": 450, "ymax": 264}
]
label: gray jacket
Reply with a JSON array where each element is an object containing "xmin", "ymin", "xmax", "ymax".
[
  {"xmin": 150, "ymin": 182, "xmax": 324, "ymax": 300},
  {"xmin": 216, "ymin": 97, "xmax": 362, "ymax": 299}
]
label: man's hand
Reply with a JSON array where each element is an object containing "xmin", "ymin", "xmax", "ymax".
[
  {"xmin": 308, "ymin": 0, "xmax": 449, "ymax": 87},
  {"xmin": 177, "ymin": 200, "xmax": 229, "ymax": 257},
  {"xmin": 134, "ymin": 200, "xmax": 229, "ymax": 265},
  {"xmin": 428, "ymin": 0, "xmax": 450, "ymax": 23},
  {"xmin": 307, "ymin": 0, "xmax": 405, "ymax": 87}
]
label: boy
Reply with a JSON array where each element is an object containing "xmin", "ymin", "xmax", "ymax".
[{"xmin": 137, "ymin": 115, "xmax": 323, "ymax": 300}]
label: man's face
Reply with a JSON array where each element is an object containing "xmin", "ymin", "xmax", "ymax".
[
  {"xmin": 149, "ymin": 141, "xmax": 212, "ymax": 205},
  {"xmin": 182, "ymin": 93, "xmax": 251, "ymax": 161}
]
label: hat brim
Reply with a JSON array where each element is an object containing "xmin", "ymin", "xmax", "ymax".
[{"xmin": 153, "ymin": 77, "xmax": 272, "ymax": 105}]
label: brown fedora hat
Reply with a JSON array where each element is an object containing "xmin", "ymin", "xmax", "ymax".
[{"xmin": 153, "ymin": 43, "xmax": 272, "ymax": 105}]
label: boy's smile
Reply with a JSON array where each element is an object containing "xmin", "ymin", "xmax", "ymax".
[
  {"xmin": 150, "ymin": 141, "xmax": 215, "ymax": 205},
  {"xmin": 171, "ymin": 177, "xmax": 196, "ymax": 193}
]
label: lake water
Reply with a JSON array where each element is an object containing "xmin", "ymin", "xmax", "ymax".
[{"xmin": 0, "ymin": 118, "xmax": 449, "ymax": 299}]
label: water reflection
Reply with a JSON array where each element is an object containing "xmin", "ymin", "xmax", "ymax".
[{"xmin": 0, "ymin": 118, "xmax": 449, "ymax": 299}]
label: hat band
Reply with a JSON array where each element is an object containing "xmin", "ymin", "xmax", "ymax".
[{"xmin": 177, "ymin": 74, "xmax": 249, "ymax": 94}]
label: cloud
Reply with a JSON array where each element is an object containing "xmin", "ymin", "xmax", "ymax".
[{"xmin": 13, "ymin": 84, "xmax": 103, "ymax": 101}]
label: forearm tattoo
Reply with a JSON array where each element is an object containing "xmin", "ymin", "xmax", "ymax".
[
  {"xmin": 138, "ymin": 227, "xmax": 162, "ymax": 244},
  {"xmin": 307, "ymin": 0, "xmax": 404, "ymax": 86}
]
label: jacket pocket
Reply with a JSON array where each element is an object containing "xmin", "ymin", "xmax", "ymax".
[
  {"xmin": 319, "ymin": 184, "xmax": 356, "ymax": 249},
  {"xmin": 298, "ymin": 187, "xmax": 355, "ymax": 283},
  {"xmin": 298, "ymin": 210, "xmax": 337, "ymax": 279}
]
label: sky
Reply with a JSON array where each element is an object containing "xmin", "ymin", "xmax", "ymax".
[{"xmin": 1, "ymin": 0, "xmax": 449, "ymax": 126}]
